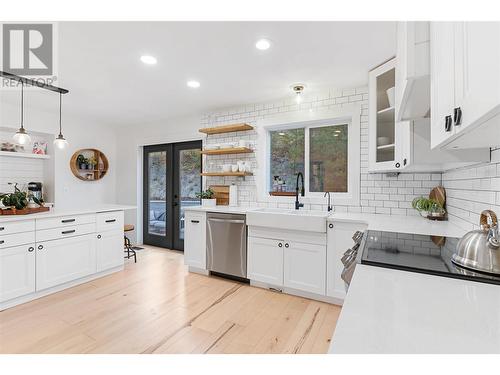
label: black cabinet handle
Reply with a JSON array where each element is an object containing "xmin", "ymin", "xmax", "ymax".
[
  {"xmin": 97, "ymin": 234, "xmax": 102, "ymax": 239},
  {"xmin": 403, "ymin": 158, "xmax": 407, "ymax": 166},
  {"xmin": 395, "ymin": 162, "xmax": 401, "ymax": 168},
  {"xmin": 191, "ymin": 220, "xmax": 200, "ymax": 223},
  {"xmin": 62, "ymin": 229, "xmax": 76, "ymax": 235},
  {"xmin": 445, "ymin": 115, "xmax": 452, "ymax": 132},
  {"xmin": 454, "ymin": 107, "xmax": 462, "ymax": 125},
  {"xmin": 38, "ymin": 244, "xmax": 43, "ymax": 250},
  {"xmin": 329, "ymin": 223, "xmax": 334, "ymax": 229},
  {"xmin": 61, "ymin": 218, "xmax": 76, "ymax": 223},
  {"xmin": 105, "ymin": 219, "xmax": 116, "ymax": 223},
  {"xmin": 0, "ymin": 226, "xmax": 4, "ymax": 231},
  {"xmin": 278, "ymin": 243, "xmax": 283, "ymax": 248},
  {"xmin": 285, "ymin": 243, "xmax": 289, "ymax": 248},
  {"xmin": 28, "ymin": 247, "xmax": 34, "ymax": 252},
  {"xmin": 0, "ymin": 240, "xmax": 4, "ymax": 245}
]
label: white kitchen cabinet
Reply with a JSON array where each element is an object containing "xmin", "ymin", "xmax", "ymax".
[
  {"xmin": 184, "ymin": 211, "xmax": 207, "ymax": 269},
  {"xmin": 0, "ymin": 243, "xmax": 36, "ymax": 303},
  {"xmin": 430, "ymin": 21, "xmax": 500, "ymax": 149},
  {"xmin": 96, "ymin": 230, "xmax": 124, "ymax": 272},
  {"xmin": 396, "ymin": 21, "xmax": 431, "ymax": 121},
  {"xmin": 283, "ymin": 241, "xmax": 326, "ymax": 295},
  {"xmin": 247, "ymin": 236, "xmax": 284, "ymax": 286},
  {"xmin": 36, "ymin": 233, "xmax": 97, "ymax": 291},
  {"xmin": 327, "ymin": 221, "xmax": 367, "ymax": 301}
]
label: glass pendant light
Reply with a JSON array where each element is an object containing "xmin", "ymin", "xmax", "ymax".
[
  {"xmin": 13, "ymin": 82, "xmax": 31, "ymax": 145},
  {"xmin": 291, "ymin": 84, "xmax": 305, "ymax": 105},
  {"xmin": 54, "ymin": 93, "xmax": 68, "ymax": 149}
]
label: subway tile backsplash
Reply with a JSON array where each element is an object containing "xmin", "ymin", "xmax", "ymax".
[{"xmin": 200, "ymin": 86, "xmax": 444, "ymax": 216}]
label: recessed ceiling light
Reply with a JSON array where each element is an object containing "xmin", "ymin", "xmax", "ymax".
[
  {"xmin": 187, "ymin": 80, "xmax": 201, "ymax": 88},
  {"xmin": 255, "ymin": 38, "xmax": 272, "ymax": 51},
  {"xmin": 140, "ymin": 55, "xmax": 157, "ymax": 65}
]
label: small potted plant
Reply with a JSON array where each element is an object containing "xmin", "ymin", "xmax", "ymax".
[
  {"xmin": 88, "ymin": 156, "xmax": 97, "ymax": 170},
  {"xmin": 412, "ymin": 197, "xmax": 445, "ymax": 218},
  {"xmin": 196, "ymin": 188, "xmax": 216, "ymax": 207},
  {"xmin": 76, "ymin": 154, "xmax": 86, "ymax": 169}
]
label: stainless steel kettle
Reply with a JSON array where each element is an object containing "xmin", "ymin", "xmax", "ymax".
[{"xmin": 452, "ymin": 210, "xmax": 500, "ymax": 274}]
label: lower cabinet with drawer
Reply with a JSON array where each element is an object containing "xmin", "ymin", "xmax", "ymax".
[{"xmin": 96, "ymin": 229, "xmax": 124, "ymax": 272}]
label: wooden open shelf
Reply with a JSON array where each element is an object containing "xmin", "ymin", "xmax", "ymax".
[
  {"xmin": 199, "ymin": 123, "xmax": 253, "ymax": 135},
  {"xmin": 201, "ymin": 172, "xmax": 253, "ymax": 177},
  {"xmin": 200, "ymin": 147, "xmax": 253, "ymax": 156},
  {"xmin": 70, "ymin": 148, "xmax": 109, "ymax": 181}
]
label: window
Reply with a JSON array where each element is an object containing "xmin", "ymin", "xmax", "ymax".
[
  {"xmin": 269, "ymin": 128, "xmax": 305, "ymax": 192},
  {"xmin": 309, "ymin": 124, "xmax": 348, "ymax": 192},
  {"xmin": 268, "ymin": 124, "xmax": 348, "ymax": 194}
]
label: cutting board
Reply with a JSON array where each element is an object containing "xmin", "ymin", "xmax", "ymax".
[{"xmin": 209, "ymin": 185, "xmax": 229, "ymax": 206}]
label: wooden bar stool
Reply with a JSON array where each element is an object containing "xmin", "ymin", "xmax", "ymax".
[{"xmin": 124, "ymin": 224, "xmax": 137, "ymax": 263}]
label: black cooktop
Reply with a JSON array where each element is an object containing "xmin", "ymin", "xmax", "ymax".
[{"xmin": 360, "ymin": 230, "xmax": 500, "ymax": 285}]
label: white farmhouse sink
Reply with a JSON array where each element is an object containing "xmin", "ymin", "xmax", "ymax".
[{"xmin": 246, "ymin": 208, "xmax": 330, "ymax": 233}]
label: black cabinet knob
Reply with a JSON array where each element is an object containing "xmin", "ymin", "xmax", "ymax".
[
  {"xmin": 28, "ymin": 247, "xmax": 34, "ymax": 252},
  {"xmin": 329, "ymin": 223, "xmax": 334, "ymax": 229},
  {"xmin": 454, "ymin": 107, "xmax": 462, "ymax": 125},
  {"xmin": 97, "ymin": 234, "xmax": 102, "ymax": 239},
  {"xmin": 285, "ymin": 243, "xmax": 289, "ymax": 248},
  {"xmin": 37, "ymin": 244, "xmax": 43, "ymax": 250},
  {"xmin": 395, "ymin": 162, "xmax": 401, "ymax": 168},
  {"xmin": 278, "ymin": 243, "xmax": 283, "ymax": 248}
]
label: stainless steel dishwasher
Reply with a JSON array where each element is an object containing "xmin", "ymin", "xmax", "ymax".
[{"xmin": 207, "ymin": 212, "xmax": 247, "ymax": 279}]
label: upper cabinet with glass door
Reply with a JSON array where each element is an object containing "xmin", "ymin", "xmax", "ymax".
[{"xmin": 368, "ymin": 58, "xmax": 408, "ymax": 172}]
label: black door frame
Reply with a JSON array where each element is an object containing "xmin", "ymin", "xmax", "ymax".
[{"xmin": 143, "ymin": 140, "xmax": 202, "ymax": 250}]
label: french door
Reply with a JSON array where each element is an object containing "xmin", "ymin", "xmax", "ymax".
[{"xmin": 143, "ymin": 141, "xmax": 202, "ymax": 250}]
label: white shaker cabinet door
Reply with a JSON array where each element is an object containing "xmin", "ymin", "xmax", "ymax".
[
  {"xmin": 184, "ymin": 212, "xmax": 207, "ymax": 269},
  {"xmin": 248, "ymin": 236, "xmax": 284, "ymax": 286},
  {"xmin": 96, "ymin": 230, "xmax": 124, "ymax": 272},
  {"xmin": 36, "ymin": 234, "xmax": 97, "ymax": 291},
  {"xmin": 0, "ymin": 243, "xmax": 36, "ymax": 303},
  {"xmin": 283, "ymin": 241, "xmax": 326, "ymax": 295}
]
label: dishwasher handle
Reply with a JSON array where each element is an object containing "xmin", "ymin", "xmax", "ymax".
[{"xmin": 208, "ymin": 218, "xmax": 245, "ymax": 224}]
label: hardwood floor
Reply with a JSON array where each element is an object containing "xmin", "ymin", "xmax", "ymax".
[{"xmin": 0, "ymin": 247, "xmax": 341, "ymax": 354}]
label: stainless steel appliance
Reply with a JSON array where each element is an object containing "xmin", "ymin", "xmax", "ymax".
[
  {"xmin": 340, "ymin": 231, "xmax": 365, "ymax": 290},
  {"xmin": 452, "ymin": 210, "xmax": 500, "ymax": 275},
  {"xmin": 28, "ymin": 182, "xmax": 43, "ymax": 201},
  {"xmin": 207, "ymin": 212, "xmax": 247, "ymax": 279}
]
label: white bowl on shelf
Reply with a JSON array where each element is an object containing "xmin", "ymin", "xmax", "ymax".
[
  {"xmin": 377, "ymin": 136, "xmax": 391, "ymax": 146},
  {"xmin": 222, "ymin": 164, "xmax": 232, "ymax": 172}
]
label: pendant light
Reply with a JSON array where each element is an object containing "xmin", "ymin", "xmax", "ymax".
[
  {"xmin": 54, "ymin": 92, "xmax": 68, "ymax": 149},
  {"xmin": 291, "ymin": 84, "xmax": 305, "ymax": 105},
  {"xmin": 13, "ymin": 82, "xmax": 31, "ymax": 145}
]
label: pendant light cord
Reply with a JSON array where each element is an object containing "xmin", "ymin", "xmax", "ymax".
[
  {"xmin": 20, "ymin": 81, "xmax": 24, "ymax": 130},
  {"xmin": 59, "ymin": 93, "xmax": 62, "ymax": 136}
]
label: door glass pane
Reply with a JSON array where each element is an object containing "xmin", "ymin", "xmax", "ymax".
[
  {"xmin": 376, "ymin": 68, "xmax": 395, "ymax": 162},
  {"xmin": 148, "ymin": 151, "xmax": 167, "ymax": 236},
  {"xmin": 309, "ymin": 124, "xmax": 348, "ymax": 192},
  {"xmin": 178, "ymin": 149, "xmax": 201, "ymax": 240},
  {"xmin": 269, "ymin": 128, "xmax": 305, "ymax": 192}
]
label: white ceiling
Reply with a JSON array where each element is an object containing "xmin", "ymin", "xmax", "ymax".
[{"xmin": 2, "ymin": 21, "xmax": 396, "ymax": 127}]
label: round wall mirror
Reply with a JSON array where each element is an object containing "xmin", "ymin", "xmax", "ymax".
[{"xmin": 70, "ymin": 148, "xmax": 109, "ymax": 181}]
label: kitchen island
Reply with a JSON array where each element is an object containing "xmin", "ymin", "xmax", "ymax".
[{"xmin": 0, "ymin": 204, "xmax": 136, "ymax": 310}]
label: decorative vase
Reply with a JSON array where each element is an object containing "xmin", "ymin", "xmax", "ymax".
[{"xmin": 202, "ymin": 198, "xmax": 217, "ymax": 207}]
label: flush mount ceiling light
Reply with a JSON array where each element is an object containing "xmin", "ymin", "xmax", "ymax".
[
  {"xmin": 291, "ymin": 84, "xmax": 306, "ymax": 104},
  {"xmin": 140, "ymin": 55, "xmax": 157, "ymax": 65},
  {"xmin": 13, "ymin": 82, "xmax": 31, "ymax": 145},
  {"xmin": 187, "ymin": 80, "xmax": 201, "ymax": 88},
  {"xmin": 54, "ymin": 93, "xmax": 68, "ymax": 149},
  {"xmin": 255, "ymin": 38, "xmax": 272, "ymax": 51}
]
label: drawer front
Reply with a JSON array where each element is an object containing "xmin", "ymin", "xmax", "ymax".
[
  {"xmin": 0, "ymin": 231, "xmax": 36, "ymax": 249},
  {"xmin": 96, "ymin": 211, "xmax": 124, "ymax": 232},
  {"xmin": 36, "ymin": 214, "xmax": 96, "ymax": 230},
  {"xmin": 36, "ymin": 223, "xmax": 96, "ymax": 242},
  {"xmin": 0, "ymin": 220, "xmax": 35, "ymax": 236}
]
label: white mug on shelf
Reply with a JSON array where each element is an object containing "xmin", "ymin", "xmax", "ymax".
[
  {"xmin": 237, "ymin": 160, "xmax": 245, "ymax": 172},
  {"xmin": 231, "ymin": 164, "xmax": 239, "ymax": 173}
]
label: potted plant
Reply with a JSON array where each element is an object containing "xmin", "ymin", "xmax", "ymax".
[
  {"xmin": 88, "ymin": 156, "xmax": 97, "ymax": 170},
  {"xmin": 412, "ymin": 197, "xmax": 445, "ymax": 218},
  {"xmin": 76, "ymin": 154, "xmax": 86, "ymax": 169},
  {"xmin": 0, "ymin": 183, "xmax": 43, "ymax": 213},
  {"xmin": 196, "ymin": 188, "xmax": 216, "ymax": 207}
]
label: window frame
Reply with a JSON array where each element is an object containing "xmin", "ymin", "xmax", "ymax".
[{"xmin": 256, "ymin": 105, "xmax": 360, "ymax": 207}]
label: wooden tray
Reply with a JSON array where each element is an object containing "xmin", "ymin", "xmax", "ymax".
[
  {"xmin": 0, "ymin": 206, "xmax": 50, "ymax": 215},
  {"xmin": 269, "ymin": 191, "xmax": 296, "ymax": 197}
]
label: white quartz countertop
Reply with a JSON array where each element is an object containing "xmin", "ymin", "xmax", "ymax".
[
  {"xmin": 329, "ymin": 264, "xmax": 500, "ymax": 353},
  {"xmin": 0, "ymin": 204, "xmax": 136, "ymax": 223},
  {"xmin": 328, "ymin": 212, "xmax": 466, "ymax": 237},
  {"xmin": 184, "ymin": 205, "xmax": 258, "ymax": 215}
]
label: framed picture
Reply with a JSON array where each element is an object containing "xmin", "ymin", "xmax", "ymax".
[{"xmin": 32, "ymin": 141, "xmax": 48, "ymax": 155}]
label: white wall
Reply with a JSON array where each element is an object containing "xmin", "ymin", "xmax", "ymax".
[{"xmin": 0, "ymin": 95, "xmax": 118, "ymax": 209}]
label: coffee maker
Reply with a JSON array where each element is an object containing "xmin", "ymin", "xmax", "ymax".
[{"xmin": 28, "ymin": 182, "xmax": 43, "ymax": 202}]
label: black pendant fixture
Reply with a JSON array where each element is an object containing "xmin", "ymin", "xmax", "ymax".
[
  {"xmin": 12, "ymin": 82, "xmax": 32, "ymax": 145},
  {"xmin": 53, "ymin": 92, "xmax": 68, "ymax": 149}
]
